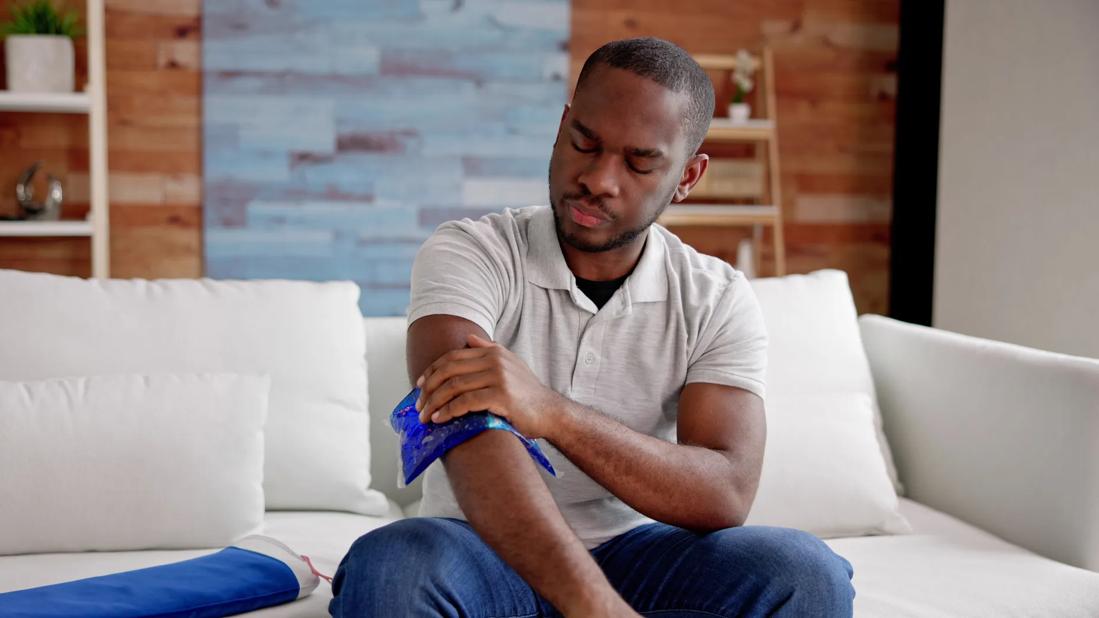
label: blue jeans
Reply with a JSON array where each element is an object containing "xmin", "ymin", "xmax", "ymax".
[{"xmin": 329, "ymin": 517, "xmax": 855, "ymax": 617}]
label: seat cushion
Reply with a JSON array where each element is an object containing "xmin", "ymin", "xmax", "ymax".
[
  {"xmin": 826, "ymin": 498, "xmax": 1099, "ymax": 616},
  {"xmin": 0, "ymin": 501, "xmax": 406, "ymax": 617},
  {"xmin": 397, "ymin": 499, "xmax": 1099, "ymax": 617},
  {"xmin": 5, "ymin": 498, "xmax": 1099, "ymax": 616}
]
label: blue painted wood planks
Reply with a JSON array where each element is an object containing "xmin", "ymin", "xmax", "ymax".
[{"xmin": 202, "ymin": 0, "xmax": 568, "ymax": 315}]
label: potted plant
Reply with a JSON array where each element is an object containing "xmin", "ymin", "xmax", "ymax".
[
  {"xmin": 728, "ymin": 49, "xmax": 759, "ymax": 124},
  {"xmin": 2, "ymin": 0, "xmax": 81, "ymax": 93}
]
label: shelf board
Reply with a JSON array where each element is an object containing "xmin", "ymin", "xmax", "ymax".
[
  {"xmin": 695, "ymin": 53, "xmax": 760, "ymax": 71},
  {"xmin": 0, "ymin": 91, "xmax": 91, "ymax": 113},
  {"xmin": 659, "ymin": 204, "xmax": 779, "ymax": 227},
  {"xmin": 0, "ymin": 220, "xmax": 93, "ymax": 237},
  {"xmin": 706, "ymin": 118, "xmax": 774, "ymax": 142}
]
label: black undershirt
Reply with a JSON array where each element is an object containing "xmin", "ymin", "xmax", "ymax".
[{"xmin": 575, "ymin": 272, "xmax": 630, "ymax": 309}]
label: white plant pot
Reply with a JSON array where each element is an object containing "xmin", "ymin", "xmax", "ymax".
[
  {"xmin": 728, "ymin": 102, "xmax": 751, "ymax": 123},
  {"xmin": 5, "ymin": 35, "xmax": 75, "ymax": 93}
]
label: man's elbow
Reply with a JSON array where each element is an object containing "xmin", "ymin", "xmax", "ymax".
[
  {"xmin": 716, "ymin": 493, "xmax": 752, "ymax": 529},
  {"xmin": 704, "ymin": 482, "xmax": 758, "ymax": 530}
]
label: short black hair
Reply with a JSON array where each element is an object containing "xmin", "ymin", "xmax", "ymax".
[{"xmin": 575, "ymin": 37, "xmax": 714, "ymax": 157}]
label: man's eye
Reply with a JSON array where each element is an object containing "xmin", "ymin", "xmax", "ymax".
[
  {"xmin": 571, "ymin": 141, "xmax": 597, "ymax": 153},
  {"xmin": 628, "ymin": 162, "xmax": 653, "ymax": 175}
]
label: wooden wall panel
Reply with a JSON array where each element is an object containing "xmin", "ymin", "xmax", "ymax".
[
  {"xmin": 0, "ymin": 0, "xmax": 897, "ymax": 314},
  {"xmin": 0, "ymin": 0, "xmax": 202, "ymax": 279},
  {"xmin": 572, "ymin": 0, "xmax": 899, "ymax": 315}
]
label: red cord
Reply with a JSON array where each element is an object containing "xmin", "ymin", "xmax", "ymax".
[{"xmin": 301, "ymin": 554, "xmax": 333, "ymax": 584}]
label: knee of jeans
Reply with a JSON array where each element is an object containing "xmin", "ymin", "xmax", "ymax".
[
  {"xmin": 707, "ymin": 526, "xmax": 854, "ymax": 600},
  {"xmin": 341, "ymin": 518, "xmax": 458, "ymax": 586}
]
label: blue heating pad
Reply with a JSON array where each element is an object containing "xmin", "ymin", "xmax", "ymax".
[
  {"xmin": 0, "ymin": 536, "xmax": 319, "ymax": 617},
  {"xmin": 391, "ymin": 386, "xmax": 557, "ymax": 486}
]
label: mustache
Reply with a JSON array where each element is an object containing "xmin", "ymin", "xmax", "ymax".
[{"xmin": 562, "ymin": 193, "xmax": 613, "ymax": 221}]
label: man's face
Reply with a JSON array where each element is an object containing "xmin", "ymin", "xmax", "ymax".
[{"xmin": 548, "ymin": 65, "xmax": 693, "ymax": 253}]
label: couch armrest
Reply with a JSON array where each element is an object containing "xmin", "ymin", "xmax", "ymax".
[{"xmin": 859, "ymin": 315, "xmax": 1099, "ymax": 571}]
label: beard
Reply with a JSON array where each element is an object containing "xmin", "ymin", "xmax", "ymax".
[
  {"xmin": 548, "ymin": 158, "xmax": 677, "ymax": 254},
  {"xmin": 550, "ymin": 200, "xmax": 662, "ymax": 253}
]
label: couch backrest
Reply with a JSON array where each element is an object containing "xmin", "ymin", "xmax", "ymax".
[{"xmin": 364, "ymin": 269, "xmax": 897, "ymax": 507}]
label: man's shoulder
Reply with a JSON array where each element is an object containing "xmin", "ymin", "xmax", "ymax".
[
  {"xmin": 432, "ymin": 205, "xmax": 545, "ymax": 248},
  {"xmin": 651, "ymin": 223, "xmax": 745, "ymax": 300}
]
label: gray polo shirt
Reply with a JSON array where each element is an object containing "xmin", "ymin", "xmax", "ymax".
[{"xmin": 407, "ymin": 205, "xmax": 768, "ymax": 549}]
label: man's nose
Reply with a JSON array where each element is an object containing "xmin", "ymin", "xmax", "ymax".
[{"xmin": 577, "ymin": 153, "xmax": 621, "ymax": 199}]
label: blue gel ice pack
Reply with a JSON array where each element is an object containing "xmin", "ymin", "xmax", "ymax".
[{"xmin": 390, "ymin": 387, "xmax": 557, "ymax": 486}]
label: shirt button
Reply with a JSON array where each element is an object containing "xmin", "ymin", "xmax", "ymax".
[{"xmin": 584, "ymin": 353, "xmax": 595, "ymax": 366}]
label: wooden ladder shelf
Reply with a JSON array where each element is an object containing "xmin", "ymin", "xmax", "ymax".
[{"xmin": 658, "ymin": 48, "xmax": 787, "ymax": 276}]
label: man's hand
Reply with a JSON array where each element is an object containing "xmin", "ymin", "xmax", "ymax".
[{"xmin": 415, "ymin": 332, "xmax": 564, "ymax": 438}]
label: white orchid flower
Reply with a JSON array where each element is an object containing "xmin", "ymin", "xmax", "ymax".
[
  {"xmin": 729, "ymin": 49, "xmax": 758, "ymax": 100},
  {"xmin": 733, "ymin": 49, "xmax": 759, "ymax": 77}
]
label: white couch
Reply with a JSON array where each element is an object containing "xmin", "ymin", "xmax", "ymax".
[{"xmin": 2, "ymin": 269, "xmax": 1099, "ymax": 617}]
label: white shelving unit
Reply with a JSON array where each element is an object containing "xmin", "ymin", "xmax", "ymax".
[
  {"xmin": 0, "ymin": 0, "xmax": 110, "ymax": 278},
  {"xmin": 0, "ymin": 92, "xmax": 92, "ymax": 113},
  {"xmin": 0, "ymin": 218, "xmax": 93, "ymax": 237}
]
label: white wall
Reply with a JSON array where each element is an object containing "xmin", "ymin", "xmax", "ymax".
[{"xmin": 935, "ymin": 0, "xmax": 1099, "ymax": 359}]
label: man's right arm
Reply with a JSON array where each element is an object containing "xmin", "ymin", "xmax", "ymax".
[{"xmin": 407, "ymin": 314, "xmax": 636, "ymax": 617}]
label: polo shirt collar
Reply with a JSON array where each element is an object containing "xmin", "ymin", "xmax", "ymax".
[{"xmin": 525, "ymin": 205, "xmax": 668, "ymax": 304}]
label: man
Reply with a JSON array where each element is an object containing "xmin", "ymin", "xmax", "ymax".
[{"xmin": 330, "ymin": 37, "xmax": 855, "ymax": 617}]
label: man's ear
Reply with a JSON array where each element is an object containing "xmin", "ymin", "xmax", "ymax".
[
  {"xmin": 552, "ymin": 104, "xmax": 571, "ymax": 148},
  {"xmin": 673, "ymin": 153, "xmax": 709, "ymax": 202}
]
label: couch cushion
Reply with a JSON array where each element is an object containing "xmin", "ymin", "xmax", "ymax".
[
  {"xmin": 0, "ymin": 269, "xmax": 389, "ymax": 515},
  {"xmin": 363, "ymin": 316, "xmax": 421, "ymax": 507},
  {"xmin": 0, "ymin": 373, "xmax": 268, "ymax": 555},
  {"xmin": 751, "ymin": 269, "xmax": 904, "ymax": 495},
  {"xmin": 7, "ymin": 499, "xmax": 1095, "ymax": 618},
  {"xmin": 827, "ymin": 498, "xmax": 1099, "ymax": 616},
  {"xmin": 745, "ymin": 392, "xmax": 910, "ymax": 537}
]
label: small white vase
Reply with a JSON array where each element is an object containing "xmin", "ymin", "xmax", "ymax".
[
  {"xmin": 728, "ymin": 102, "xmax": 751, "ymax": 123},
  {"xmin": 5, "ymin": 35, "xmax": 75, "ymax": 93}
]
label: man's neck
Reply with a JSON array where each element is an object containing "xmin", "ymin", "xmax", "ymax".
[{"xmin": 558, "ymin": 228, "xmax": 648, "ymax": 282}]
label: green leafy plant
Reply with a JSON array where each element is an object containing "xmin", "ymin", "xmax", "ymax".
[{"xmin": 0, "ymin": 0, "xmax": 82, "ymax": 38}]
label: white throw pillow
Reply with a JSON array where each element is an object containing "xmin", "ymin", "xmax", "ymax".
[
  {"xmin": 0, "ymin": 269, "xmax": 389, "ymax": 515},
  {"xmin": 0, "ymin": 373, "xmax": 269, "ymax": 556},
  {"xmin": 751, "ymin": 269, "xmax": 905, "ymax": 495},
  {"xmin": 744, "ymin": 392, "xmax": 912, "ymax": 537}
]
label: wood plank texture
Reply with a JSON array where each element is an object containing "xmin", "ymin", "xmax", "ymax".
[{"xmin": 0, "ymin": 0, "xmax": 897, "ymax": 314}]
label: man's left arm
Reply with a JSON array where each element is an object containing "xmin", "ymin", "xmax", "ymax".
[
  {"xmin": 546, "ymin": 382, "xmax": 765, "ymax": 531},
  {"xmin": 415, "ymin": 335, "xmax": 766, "ymax": 532}
]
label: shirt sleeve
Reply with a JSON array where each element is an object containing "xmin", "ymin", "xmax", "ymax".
[
  {"xmin": 684, "ymin": 272, "xmax": 769, "ymax": 399},
  {"xmin": 407, "ymin": 220, "xmax": 513, "ymax": 339}
]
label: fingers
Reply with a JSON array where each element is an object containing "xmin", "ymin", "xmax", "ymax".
[
  {"xmin": 418, "ymin": 369, "xmax": 496, "ymax": 423},
  {"xmin": 429, "ymin": 388, "xmax": 495, "ymax": 424},
  {"xmin": 466, "ymin": 333, "xmax": 495, "ymax": 348},
  {"xmin": 418, "ymin": 355, "xmax": 495, "ymax": 406},
  {"xmin": 416, "ymin": 346, "xmax": 490, "ymax": 388}
]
